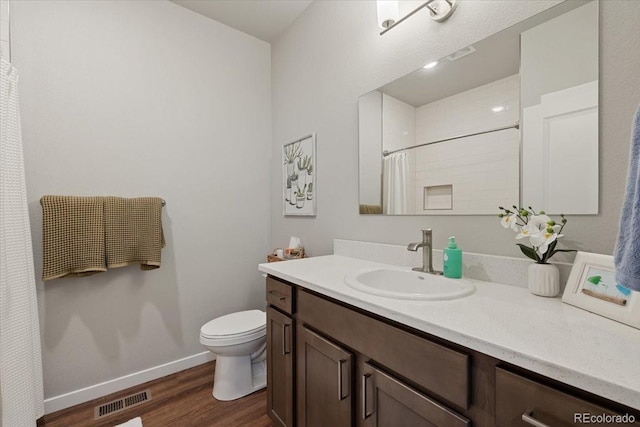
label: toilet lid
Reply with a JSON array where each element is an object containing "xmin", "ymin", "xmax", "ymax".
[{"xmin": 201, "ymin": 310, "xmax": 265, "ymax": 338}]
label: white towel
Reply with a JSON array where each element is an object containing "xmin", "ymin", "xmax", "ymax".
[
  {"xmin": 0, "ymin": 53, "xmax": 45, "ymax": 425},
  {"xmin": 114, "ymin": 417, "xmax": 143, "ymax": 427}
]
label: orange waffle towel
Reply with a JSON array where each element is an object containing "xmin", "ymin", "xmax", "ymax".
[
  {"xmin": 41, "ymin": 196, "xmax": 107, "ymax": 281},
  {"xmin": 104, "ymin": 197, "xmax": 165, "ymax": 270}
]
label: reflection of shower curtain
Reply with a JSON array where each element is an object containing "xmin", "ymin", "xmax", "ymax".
[
  {"xmin": 0, "ymin": 54, "xmax": 45, "ymax": 425},
  {"xmin": 383, "ymin": 153, "xmax": 408, "ymax": 214}
]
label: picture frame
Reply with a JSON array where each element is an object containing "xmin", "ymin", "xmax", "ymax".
[
  {"xmin": 282, "ymin": 133, "xmax": 316, "ymax": 216},
  {"xmin": 562, "ymin": 252, "xmax": 640, "ymax": 330}
]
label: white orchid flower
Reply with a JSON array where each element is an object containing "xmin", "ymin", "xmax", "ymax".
[
  {"xmin": 500, "ymin": 213, "xmax": 519, "ymax": 231},
  {"xmin": 529, "ymin": 214, "xmax": 551, "ymax": 227},
  {"xmin": 530, "ymin": 229, "xmax": 558, "ymax": 255},
  {"xmin": 499, "ymin": 207, "xmax": 571, "ymax": 264},
  {"xmin": 516, "ymin": 223, "xmax": 539, "ymax": 240}
]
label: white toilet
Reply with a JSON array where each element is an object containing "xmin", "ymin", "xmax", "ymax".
[{"xmin": 199, "ymin": 309, "xmax": 267, "ymax": 401}]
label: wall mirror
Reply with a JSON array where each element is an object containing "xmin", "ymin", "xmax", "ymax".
[{"xmin": 359, "ymin": 0, "xmax": 598, "ymax": 215}]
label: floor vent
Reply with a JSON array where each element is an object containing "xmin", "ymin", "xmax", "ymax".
[{"xmin": 94, "ymin": 389, "xmax": 151, "ymax": 420}]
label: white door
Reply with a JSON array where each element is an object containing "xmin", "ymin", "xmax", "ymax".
[{"xmin": 522, "ymin": 80, "xmax": 598, "ymax": 214}]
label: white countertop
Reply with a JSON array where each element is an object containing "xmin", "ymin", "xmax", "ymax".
[{"xmin": 259, "ymin": 254, "xmax": 640, "ymax": 410}]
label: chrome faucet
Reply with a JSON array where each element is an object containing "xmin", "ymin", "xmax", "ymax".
[{"xmin": 407, "ymin": 229, "xmax": 443, "ymax": 275}]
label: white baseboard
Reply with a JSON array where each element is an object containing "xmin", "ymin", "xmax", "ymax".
[{"xmin": 44, "ymin": 351, "xmax": 216, "ymax": 415}]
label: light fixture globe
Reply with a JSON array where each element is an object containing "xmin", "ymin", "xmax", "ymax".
[{"xmin": 427, "ymin": 0, "xmax": 458, "ymax": 23}]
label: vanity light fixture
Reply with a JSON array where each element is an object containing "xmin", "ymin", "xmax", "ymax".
[
  {"xmin": 379, "ymin": 0, "xmax": 458, "ymax": 35},
  {"xmin": 492, "ymin": 106, "xmax": 505, "ymax": 113},
  {"xmin": 423, "ymin": 61, "xmax": 439, "ymax": 69}
]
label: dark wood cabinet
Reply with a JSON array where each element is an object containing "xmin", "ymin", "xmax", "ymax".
[
  {"xmin": 495, "ymin": 367, "xmax": 640, "ymax": 427},
  {"xmin": 297, "ymin": 288, "xmax": 469, "ymax": 410},
  {"xmin": 267, "ymin": 276, "xmax": 294, "ymax": 314},
  {"xmin": 359, "ymin": 361, "xmax": 470, "ymax": 427},
  {"xmin": 265, "ymin": 275, "xmax": 640, "ymax": 427},
  {"xmin": 296, "ymin": 325, "xmax": 353, "ymax": 427},
  {"xmin": 267, "ymin": 306, "xmax": 294, "ymax": 427}
]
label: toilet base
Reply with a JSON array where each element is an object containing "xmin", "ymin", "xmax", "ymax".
[{"xmin": 212, "ymin": 355, "xmax": 266, "ymax": 401}]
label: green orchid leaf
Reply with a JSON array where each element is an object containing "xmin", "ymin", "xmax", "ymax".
[
  {"xmin": 516, "ymin": 244, "xmax": 539, "ymax": 262},
  {"xmin": 548, "ymin": 248, "xmax": 577, "ymax": 258}
]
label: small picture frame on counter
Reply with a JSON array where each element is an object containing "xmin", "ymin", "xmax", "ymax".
[{"xmin": 562, "ymin": 252, "xmax": 640, "ymax": 330}]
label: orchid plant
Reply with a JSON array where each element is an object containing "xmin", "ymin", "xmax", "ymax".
[{"xmin": 498, "ymin": 206, "xmax": 575, "ymax": 264}]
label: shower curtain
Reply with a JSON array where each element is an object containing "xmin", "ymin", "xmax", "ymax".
[
  {"xmin": 0, "ymin": 52, "xmax": 45, "ymax": 425},
  {"xmin": 383, "ymin": 152, "xmax": 409, "ymax": 215}
]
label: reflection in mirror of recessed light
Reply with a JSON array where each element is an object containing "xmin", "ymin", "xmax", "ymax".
[
  {"xmin": 423, "ymin": 61, "xmax": 438, "ymax": 69},
  {"xmin": 492, "ymin": 106, "xmax": 505, "ymax": 113}
]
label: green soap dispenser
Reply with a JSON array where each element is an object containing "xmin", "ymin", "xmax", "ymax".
[{"xmin": 443, "ymin": 236, "xmax": 462, "ymax": 278}]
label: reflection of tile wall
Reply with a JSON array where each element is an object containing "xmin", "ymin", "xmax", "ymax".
[
  {"xmin": 0, "ymin": 0, "xmax": 9, "ymax": 59},
  {"xmin": 413, "ymin": 74, "xmax": 520, "ymax": 214}
]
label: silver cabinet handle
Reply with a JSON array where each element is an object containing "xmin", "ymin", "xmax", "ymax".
[
  {"xmin": 362, "ymin": 373, "xmax": 373, "ymax": 419},
  {"xmin": 522, "ymin": 411, "xmax": 551, "ymax": 427},
  {"xmin": 281, "ymin": 323, "xmax": 290, "ymax": 355},
  {"xmin": 337, "ymin": 359, "xmax": 348, "ymax": 401},
  {"xmin": 269, "ymin": 290, "xmax": 287, "ymax": 302}
]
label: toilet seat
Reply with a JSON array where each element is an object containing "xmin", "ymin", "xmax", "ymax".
[{"xmin": 200, "ymin": 310, "xmax": 266, "ymax": 346}]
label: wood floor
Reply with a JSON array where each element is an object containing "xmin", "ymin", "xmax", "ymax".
[{"xmin": 38, "ymin": 361, "xmax": 273, "ymax": 427}]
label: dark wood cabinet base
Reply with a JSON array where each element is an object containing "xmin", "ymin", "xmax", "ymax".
[{"xmin": 266, "ymin": 276, "xmax": 640, "ymax": 427}]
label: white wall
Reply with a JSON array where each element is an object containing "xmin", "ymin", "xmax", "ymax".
[
  {"xmin": 382, "ymin": 94, "xmax": 415, "ymax": 152},
  {"xmin": 520, "ymin": 1, "xmax": 599, "ymax": 214},
  {"xmin": 358, "ymin": 90, "xmax": 382, "ymax": 206},
  {"xmin": 12, "ymin": 0, "xmax": 271, "ymax": 403},
  {"xmin": 0, "ymin": 0, "xmax": 8, "ymax": 57},
  {"xmin": 271, "ymin": 0, "xmax": 640, "ymax": 260},
  {"xmin": 521, "ymin": 1, "xmax": 598, "ymax": 108}
]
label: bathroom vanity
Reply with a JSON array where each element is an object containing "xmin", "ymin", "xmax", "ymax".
[{"xmin": 261, "ymin": 255, "xmax": 640, "ymax": 427}]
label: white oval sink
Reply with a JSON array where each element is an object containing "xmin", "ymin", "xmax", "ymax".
[{"xmin": 344, "ymin": 268, "xmax": 475, "ymax": 300}]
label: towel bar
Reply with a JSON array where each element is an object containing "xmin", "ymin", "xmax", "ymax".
[{"xmin": 39, "ymin": 197, "xmax": 166, "ymax": 206}]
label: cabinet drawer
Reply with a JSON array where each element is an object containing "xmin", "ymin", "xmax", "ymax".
[
  {"xmin": 362, "ymin": 362, "xmax": 470, "ymax": 427},
  {"xmin": 496, "ymin": 367, "xmax": 640, "ymax": 427},
  {"xmin": 266, "ymin": 277, "xmax": 294, "ymax": 314},
  {"xmin": 298, "ymin": 290, "xmax": 469, "ymax": 409}
]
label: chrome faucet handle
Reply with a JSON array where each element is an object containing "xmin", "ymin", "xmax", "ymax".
[{"xmin": 421, "ymin": 229, "xmax": 432, "ymax": 242}]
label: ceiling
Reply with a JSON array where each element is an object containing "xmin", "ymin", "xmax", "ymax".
[
  {"xmin": 379, "ymin": 0, "xmax": 583, "ymax": 108},
  {"xmin": 171, "ymin": 0, "xmax": 314, "ymax": 43}
]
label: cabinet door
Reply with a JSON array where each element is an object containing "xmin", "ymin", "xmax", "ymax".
[
  {"xmin": 267, "ymin": 306, "xmax": 294, "ymax": 427},
  {"xmin": 496, "ymin": 368, "xmax": 640, "ymax": 427},
  {"xmin": 360, "ymin": 362, "xmax": 470, "ymax": 427},
  {"xmin": 297, "ymin": 325, "xmax": 353, "ymax": 427}
]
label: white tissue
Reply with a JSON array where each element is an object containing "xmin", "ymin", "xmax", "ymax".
[{"xmin": 289, "ymin": 236, "xmax": 302, "ymax": 249}]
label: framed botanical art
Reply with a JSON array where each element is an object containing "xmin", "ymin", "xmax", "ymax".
[
  {"xmin": 282, "ymin": 133, "xmax": 316, "ymax": 216},
  {"xmin": 562, "ymin": 252, "xmax": 640, "ymax": 330}
]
